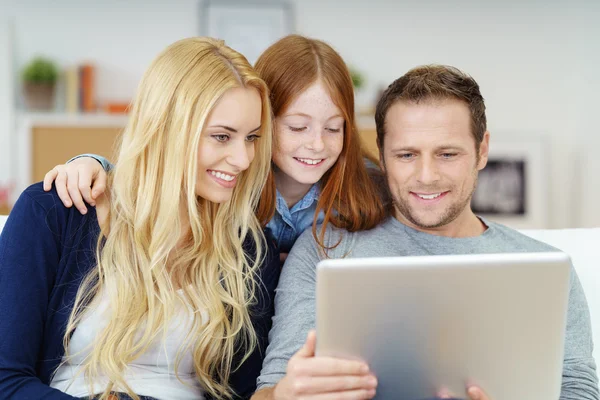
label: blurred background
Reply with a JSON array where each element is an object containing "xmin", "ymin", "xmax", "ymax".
[{"xmin": 0, "ymin": 0, "xmax": 598, "ymax": 229}]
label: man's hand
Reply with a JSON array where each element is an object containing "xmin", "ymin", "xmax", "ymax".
[
  {"xmin": 272, "ymin": 330, "xmax": 377, "ymax": 399},
  {"xmin": 439, "ymin": 385, "xmax": 490, "ymax": 400},
  {"xmin": 465, "ymin": 386, "xmax": 490, "ymax": 400}
]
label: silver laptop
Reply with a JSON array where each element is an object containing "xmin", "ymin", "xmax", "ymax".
[{"xmin": 316, "ymin": 252, "xmax": 570, "ymax": 400}]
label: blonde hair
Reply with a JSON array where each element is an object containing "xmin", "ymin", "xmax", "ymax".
[{"xmin": 62, "ymin": 37, "xmax": 273, "ymax": 399}]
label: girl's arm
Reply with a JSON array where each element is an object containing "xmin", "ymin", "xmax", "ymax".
[{"xmin": 42, "ymin": 154, "xmax": 112, "ymax": 214}]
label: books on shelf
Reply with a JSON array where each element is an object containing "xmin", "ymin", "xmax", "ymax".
[
  {"xmin": 65, "ymin": 66, "xmax": 78, "ymax": 113},
  {"xmin": 65, "ymin": 64, "xmax": 130, "ymax": 114},
  {"xmin": 65, "ymin": 63, "xmax": 95, "ymax": 113}
]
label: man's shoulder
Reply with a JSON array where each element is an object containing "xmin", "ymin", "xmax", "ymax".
[
  {"xmin": 293, "ymin": 221, "xmax": 389, "ymax": 260},
  {"xmin": 294, "ymin": 223, "xmax": 344, "ymax": 246},
  {"xmin": 485, "ymin": 220, "xmax": 559, "ymax": 252}
]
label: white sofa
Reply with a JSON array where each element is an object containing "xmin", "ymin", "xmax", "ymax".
[{"xmin": 0, "ymin": 215, "xmax": 598, "ymax": 362}]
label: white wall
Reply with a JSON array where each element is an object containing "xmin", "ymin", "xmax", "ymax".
[
  {"xmin": 0, "ymin": 18, "xmax": 14, "ymax": 191},
  {"xmin": 2, "ymin": 0, "xmax": 599, "ymax": 228},
  {"xmin": 7, "ymin": 0, "xmax": 199, "ymax": 107},
  {"xmin": 571, "ymin": 4, "xmax": 600, "ymax": 228},
  {"xmin": 294, "ymin": 0, "xmax": 600, "ymax": 229}
]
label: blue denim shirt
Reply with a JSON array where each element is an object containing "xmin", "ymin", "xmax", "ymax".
[{"xmin": 266, "ymin": 184, "xmax": 324, "ymax": 254}]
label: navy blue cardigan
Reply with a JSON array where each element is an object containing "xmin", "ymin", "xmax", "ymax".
[{"xmin": 0, "ymin": 183, "xmax": 280, "ymax": 399}]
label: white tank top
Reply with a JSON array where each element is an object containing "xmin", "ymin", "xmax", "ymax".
[{"xmin": 50, "ymin": 288, "xmax": 207, "ymax": 400}]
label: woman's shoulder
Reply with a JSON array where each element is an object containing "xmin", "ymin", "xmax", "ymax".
[
  {"xmin": 11, "ymin": 182, "xmax": 100, "ymax": 246},
  {"xmin": 20, "ymin": 181, "xmax": 66, "ymax": 211},
  {"xmin": 19, "ymin": 182, "xmax": 96, "ymax": 215}
]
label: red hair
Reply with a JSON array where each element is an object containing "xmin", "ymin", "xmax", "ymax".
[{"xmin": 255, "ymin": 35, "xmax": 386, "ymax": 251}]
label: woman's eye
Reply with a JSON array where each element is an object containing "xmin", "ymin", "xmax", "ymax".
[
  {"xmin": 246, "ymin": 134, "xmax": 261, "ymax": 142},
  {"xmin": 212, "ymin": 134, "xmax": 229, "ymax": 142},
  {"xmin": 288, "ymin": 126, "xmax": 307, "ymax": 132}
]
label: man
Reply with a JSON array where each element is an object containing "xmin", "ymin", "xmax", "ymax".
[{"xmin": 252, "ymin": 65, "xmax": 599, "ymax": 400}]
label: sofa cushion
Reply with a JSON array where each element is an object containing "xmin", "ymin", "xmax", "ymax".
[
  {"xmin": 520, "ymin": 228, "xmax": 600, "ymax": 363},
  {"xmin": 0, "ymin": 216, "xmax": 596, "ymax": 361}
]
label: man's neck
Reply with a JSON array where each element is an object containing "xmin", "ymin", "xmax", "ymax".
[
  {"xmin": 273, "ymin": 168, "xmax": 314, "ymax": 209},
  {"xmin": 394, "ymin": 208, "xmax": 487, "ymax": 238}
]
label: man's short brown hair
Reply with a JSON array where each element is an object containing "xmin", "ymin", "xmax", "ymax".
[{"xmin": 375, "ymin": 65, "xmax": 487, "ymax": 152}]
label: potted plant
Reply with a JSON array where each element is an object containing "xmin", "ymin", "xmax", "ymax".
[
  {"xmin": 22, "ymin": 57, "xmax": 58, "ymax": 111},
  {"xmin": 350, "ymin": 67, "xmax": 365, "ymax": 91}
]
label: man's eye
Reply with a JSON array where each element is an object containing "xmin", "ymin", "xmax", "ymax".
[
  {"xmin": 441, "ymin": 153, "xmax": 457, "ymax": 159},
  {"xmin": 397, "ymin": 153, "xmax": 414, "ymax": 160}
]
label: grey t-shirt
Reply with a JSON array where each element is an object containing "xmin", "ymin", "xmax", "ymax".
[{"xmin": 257, "ymin": 217, "xmax": 599, "ymax": 399}]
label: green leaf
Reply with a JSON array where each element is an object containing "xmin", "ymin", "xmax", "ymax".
[{"xmin": 22, "ymin": 57, "xmax": 58, "ymax": 84}]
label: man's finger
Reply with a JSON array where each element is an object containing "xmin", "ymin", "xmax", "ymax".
[
  {"xmin": 55, "ymin": 170, "xmax": 72, "ymax": 207},
  {"xmin": 292, "ymin": 375, "xmax": 377, "ymax": 395},
  {"xmin": 292, "ymin": 355, "xmax": 370, "ymax": 377},
  {"xmin": 43, "ymin": 168, "xmax": 59, "ymax": 191},
  {"xmin": 303, "ymin": 388, "xmax": 376, "ymax": 400},
  {"xmin": 467, "ymin": 386, "xmax": 489, "ymax": 400},
  {"xmin": 295, "ymin": 330, "xmax": 317, "ymax": 358},
  {"xmin": 437, "ymin": 387, "xmax": 454, "ymax": 399},
  {"xmin": 66, "ymin": 170, "xmax": 87, "ymax": 214}
]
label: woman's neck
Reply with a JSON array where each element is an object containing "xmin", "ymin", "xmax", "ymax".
[{"xmin": 273, "ymin": 167, "xmax": 314, "ymax": 209}]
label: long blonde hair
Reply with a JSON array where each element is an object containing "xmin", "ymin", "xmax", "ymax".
[{"xmin": 62, "ymin": 37, "xmax": 273, "ymax": 399}]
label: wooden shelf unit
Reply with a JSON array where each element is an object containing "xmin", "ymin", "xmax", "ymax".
[
  {"xmin": 8, "ymin": 113, "xmax": 379, "ymax": 216},
  {"xmin": 31, "ymin": 125, "xmax": 122, "ymax": 183}
]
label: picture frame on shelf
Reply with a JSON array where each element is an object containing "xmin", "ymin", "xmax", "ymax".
[
  {"xmin": 201, "ymin": 0, "xmax": 295, "ymax": 64},
  {"xmin": 472, "ymin": 136, "xmax": 549, "ymax": 229}
]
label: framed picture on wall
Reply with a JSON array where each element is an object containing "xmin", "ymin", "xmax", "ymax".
[
  {"xmin": 472, "ymin": 159, "xmax": 526, "ymax": 215},
  {"xmin": 201, "ymin": 0, "xmax": 295, "ymax": 64},
  {"xmin": 472, "ymin": 136, "xmax": 549, "ymax": 229}
]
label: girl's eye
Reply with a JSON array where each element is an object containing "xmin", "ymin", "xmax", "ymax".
[
  {"xmin": 212, "ymin": 134, "xmax": 229, "ymax": 142},
  {"xmin": 288, "ymin": 126, "xmax": 307, "ymax": 132},
  {"xmin": 246, "ymin": 134, "xmax": 261, "ymax": 142},
  {"xmin": 326, "ymin": 127, "xmax": 341, "ymax": 133}
]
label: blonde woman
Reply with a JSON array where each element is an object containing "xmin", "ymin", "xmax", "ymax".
[
  {"xmin": 0, "ymin": 37, "xmax": 278, "ymax": 400},
  {"xmin": 42, "ymin": 35, "xmax": 388, "ymax": 264}
]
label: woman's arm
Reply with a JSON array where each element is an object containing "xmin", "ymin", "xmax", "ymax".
[
  {"xmin": 0, "ymin": 187, "xmax": 79, "ymax": 399},
  {"xmin": 207, "ymin": 233, "xmax": 280, "ymax": 400}
]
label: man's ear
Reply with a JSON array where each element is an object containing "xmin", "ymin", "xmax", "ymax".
[{"xmin": 477, "ymin": 131, "xmax": 490, "ymax": 170}]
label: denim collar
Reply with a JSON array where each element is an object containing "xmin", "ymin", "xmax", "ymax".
[{"xmin": 275, "ymin": 184, "xmax": 320, "ymax": 216}]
